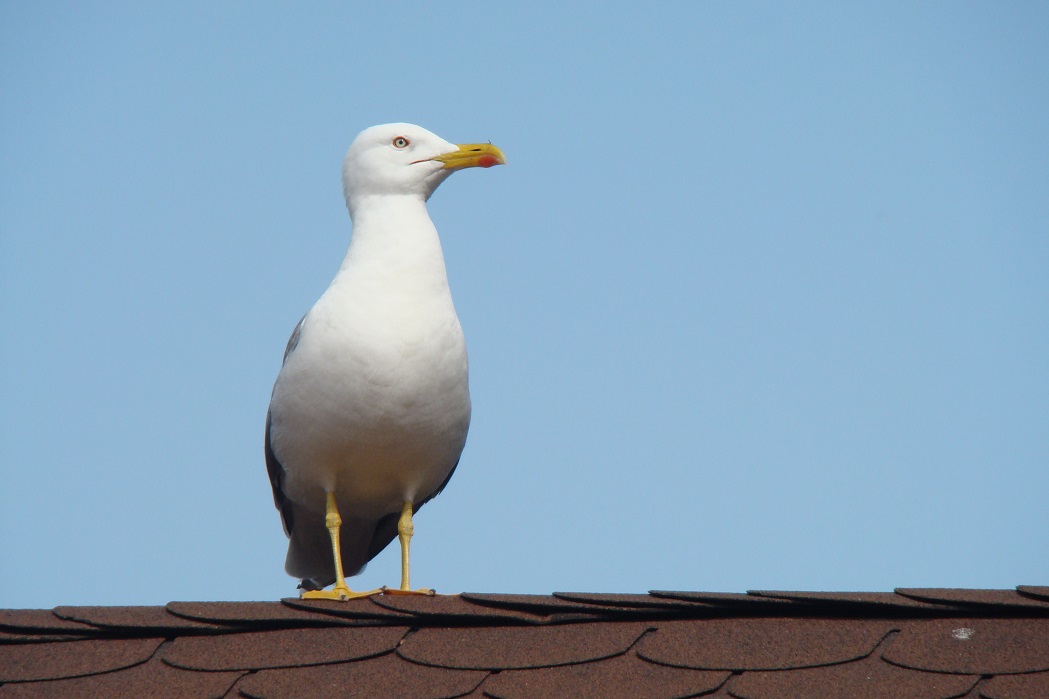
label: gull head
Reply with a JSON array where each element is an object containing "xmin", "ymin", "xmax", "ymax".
[{"xmin": 342, "ymin": 123, "xmax": 505, "ymax": 211}]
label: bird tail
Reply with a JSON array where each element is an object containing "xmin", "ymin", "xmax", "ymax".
[{"xmin": 284, "ymin": 504, "xmax": 377, "ymax": 589}]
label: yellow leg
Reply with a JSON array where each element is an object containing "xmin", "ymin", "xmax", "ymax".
[
  {"xmin": 301, "ymin": 491, "xmax": 380, "ymax": 601},
  {"xmin": 381, "ymin": 500, "xmax": 434, "ymax": 596}
]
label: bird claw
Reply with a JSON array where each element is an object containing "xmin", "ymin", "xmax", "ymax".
[
  {"xmin": 300, "ymin": 584, "xmax": 382, "ymax": 601},
  {"xmin": 381, "ymin": 585, "xmax": 436, "ymax": 596}
]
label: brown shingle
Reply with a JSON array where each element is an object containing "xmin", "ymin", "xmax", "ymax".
[
  {"xmin": 52, "ymin": 606, "xmax": 222, "ymax": 632},
  {"xmin": 480, "ymin": 651, "xmax": 730, "ymax": 699},
  {"xmin": 166, "ymin": 600, "xmax": 365, "ymax": 626},
  {"xmin": 459, "ymin": 592, "xmax": 617, "ymax": 619},
  {"xmin": 749, "ymin": 591, "xmax": 956, "ymax": 611},
  {"xmin": 649, "ymin": 590, "xmax": 796, "ymax": 608},
  {"xmin": 1017, "ymin": 585, "xmax": 1049, "ymax": 602},
  {"xmin": 237, "ymin": 651, "xmax": 486, "ymax": 699},
  {"xmin": 895, "ymin": 588, "xmax": 1049, "ymax": 611},
  {"xmin": 0, "ymin": 637, "xmax": 162, "ymax": 682},
  {"xmin": 0, "ymin": 610, "xmax": 95, "ymax": 634},
  {"xmin": 728, "ymin": 654, "xmax": 979, "ymax": 699},
  {"xmin": 0, "ymin": 631, "xmax": 84, "ymax": 643},
  {"xmin": 398, "ymin": 621, "xmax": 650, "ymax": 670},
  {"xmin": 161, "ymin": 626, "xmax": 408, "ymax": 671},
  {"xmin": 0, "ymin": 657, "xmax": 242, "ymax": 699},
  {"xmin": 370, "ymin": 593, "xmax": 546, "ymax": 623},
  {"xmin": 279, "ymin": 597, "xmax": 419, "ymax": 623},
  {"xmin": 553, "ymin": 591, "xmax": 712, "ymax": 611},
  {"xmin": 882, "ymin": 618, "xmax": 1049, "ymax": 674},
  {"xmin": 636, "ymin": 618, "xmax": 893, "ymax": 670},
  {"xmin": 980, "ymin": 669, "xmax": 1049, "ymax": 699}
]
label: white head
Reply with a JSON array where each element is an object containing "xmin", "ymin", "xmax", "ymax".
[{"xmin": 341, "ymin": 123, "xmax": 505, "ymax": 214}]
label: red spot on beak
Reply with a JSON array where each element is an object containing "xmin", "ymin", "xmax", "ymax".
[{"xmin": 477, "ymin": 155, "xmax": 499, "ymax": 168}]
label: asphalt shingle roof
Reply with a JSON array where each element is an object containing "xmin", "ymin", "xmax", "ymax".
[{"xmin": 2, "ymin": 587, "xmax": 1048, "ymax": 698}]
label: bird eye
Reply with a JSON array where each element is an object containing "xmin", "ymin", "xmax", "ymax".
[{"xmin": 392, "ymin": 136, "xmax": 410, "ymax": 149}]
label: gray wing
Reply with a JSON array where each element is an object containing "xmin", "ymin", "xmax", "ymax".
[
  {"xmin": 264, "ymin": 410, "xmax": 294, "ymax": 537},
  {"xmin": 281, "ymin": 314, "xmax": 306, "ymax": 364},
  {"xmin": 265, "ymin": 314, "xmax": 308, "ymax": 539}
]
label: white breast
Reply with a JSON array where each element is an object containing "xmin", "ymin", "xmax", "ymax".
[{"xmin": 267, "ymin": 195, "xmax": 471, "ymax": 519}]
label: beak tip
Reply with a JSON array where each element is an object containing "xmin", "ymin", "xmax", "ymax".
[{"xmin": 434, "ymin": 142, "xmax": 506, "ymax": 170}]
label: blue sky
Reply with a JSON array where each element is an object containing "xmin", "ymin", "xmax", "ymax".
[{"xmin": 2, "ymin": 2, "xmax": 1046, "ymax": 608}]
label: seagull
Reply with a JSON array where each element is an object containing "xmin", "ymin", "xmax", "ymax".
[{"xmin": 265, "ymin": 123, "xmax": 505, "ymax": 600}]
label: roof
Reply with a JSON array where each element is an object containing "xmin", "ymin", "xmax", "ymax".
[{"xmin": 2, "ymin": 587, "xmax": 1048, "ymax": 698}]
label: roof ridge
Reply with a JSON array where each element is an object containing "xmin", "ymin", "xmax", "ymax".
[
  {"xmin": 3, "ymin": 588, "xmax": 1048, "ymax": 641},
  {"xmin": 4, "ymin": 589, "xmax": 1048, "ymax": 698}
]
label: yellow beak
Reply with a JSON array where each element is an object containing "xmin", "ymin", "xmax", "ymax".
[{"xmin": 431, "ymin": 143, "xmax": 507, "ymax": 170}]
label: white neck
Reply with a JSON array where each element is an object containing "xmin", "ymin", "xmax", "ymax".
[{"xmin": 333, "ymin": 193, "xmax": 453, "ymax": 308}]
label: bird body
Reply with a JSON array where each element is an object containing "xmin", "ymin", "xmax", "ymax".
[
  {"xmin": 265, "ymin": 124, "xmax": 504, "ymax": 594},
  {"xmin": 269, "ymin": 197, "xmax": 470, "ymax": 518}
]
